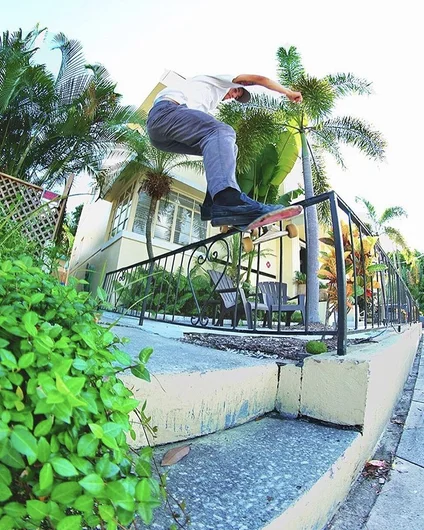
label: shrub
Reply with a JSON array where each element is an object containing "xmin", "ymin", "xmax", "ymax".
[
  {"xmin": 0, "ymin": 256, "xmax": 161, "ymax": 529},
  {"xmin": 305, "ymin": 340, "xmax": 328, "ymax": 354}
]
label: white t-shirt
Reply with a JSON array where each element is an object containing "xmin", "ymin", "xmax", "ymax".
[{"xmin": 154, "ymin": 75, "xmax": 244, "ymax": 113}]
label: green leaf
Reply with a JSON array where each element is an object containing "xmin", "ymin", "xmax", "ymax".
[
  {"xmin": 33, "ymin": 334, "xmax": 54, "ymax": 355},
  {"xmin": 105, "ymin": 481, "xmax": 134, "ymax": 511},
  {"xmin": 50, "ymin": 457, "xmax": 79, "ymax": 477},
  {"xmin": 22, "ymin": 312, "xmax": 39, "ymax": 337},
  {"xmin": 0, "ymin": 515, "xmax": 15, "ymax": 529},
  {"xmin": 77, "ymin": 433, "xmax": 99, "ymax": 458},
  {"xmin": 18, "ymin": 351, "xmax": 35, "ymax": 369},
  {"xmin": 26, "ymin": 499, "xmax": 49, "ymax": 520},
  {"xmin": 79, "ymin": 473, "xmax": 105, "ymax": 495},
  {"xmin": 57, "ymin": 515, "xmax": 82, "ymax": 530},
  {"xmin": 137, "ymin": 503, "xmax": 154, "ymax": 525},
  {"xmin": 88, "ymin": 423, "xmax": 104, "ymax": 439},
  {"xmin": 10, "ymin": 425, "xmax": 38, "ymax": 463},
  {"xmin": 0, "ymin": 446, "xmax": 25, "ymax": 469},
  {"xmin": 131, "ymin": 365, "xmax": 151, "ymax": 382},
  {"xmin": 34, "ymin": 416, "xmax": 54, "ymax": 437},
  {"xmin": 135, "ymin": 478, "xmax": 152, "ymax": 502},
  {"xmin": 30, "ymin": 292, "xmax": 45, "ymax": 305},
  {"xmin": 96, "ymin": 458, "xmax": 120, "ymax": 479},
  {"xmin": 98, "ymin": 503, "xmax": 115, "ymax": 522},
  {"xmin": 72, "ymin": 358, "xmax": 87, "ymax": 371},
  {"xmin": 0, "ymin": 349, "xmax": 17, "ymax": 368},
  {"xmin": 68, "ymin": 454, "xmax": 94, "ymax": 475},
  {"xmin": 0, "ymin": 483, "xmax": 12, "ymax": 502},
  {"xmin": 3, "ymin": 502, "xmax": 27, "ymax": 518},
  {"xmin": 37, "ymin": 437, "xmax": 51, "ymax": 463},
  {"xmin": 73, "ymin": 494, "xmax": 94, "ymax": 513},
  {"xmin": 138, "ymin": 347, "xmax": 153, "ymax": 364},
  {"xmin": 135, "ymin": 459, "xmax": 151, "ymax": 478},
  {"xmin": 51, "ymin": 482, "xmax": 82, "ymax": 504},
  {"xmin": 0, "ymin": 421, "xmax": 10, "ymax": 441},
  {"xmin": 39, "ymin": 463, "xmax": 54, "ymax": 490},
  {"xmin": 0, "ymin": 464, "xmax": 12, "ymax": 485},
  {"xmin": 102, "ymin": 422, "xmax": 122, "ymax": 439},
  {"xmin": 112, "ymin": 349, "xmax": 132, "ymax": 366}
]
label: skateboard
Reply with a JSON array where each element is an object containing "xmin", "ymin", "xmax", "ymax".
[{"xmin": 219, "ymin": 204, "xmax": 303, "ymax": 252}]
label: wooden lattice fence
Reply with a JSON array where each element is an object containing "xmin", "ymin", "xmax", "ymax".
[{"xmin": 0, "ymin": 172, "xmax": 72, "ymax": 246}]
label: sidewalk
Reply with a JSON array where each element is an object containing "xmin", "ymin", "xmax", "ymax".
[{"xmin": 365, "ymin": 337, "xmax": 424, "ymax": 530}]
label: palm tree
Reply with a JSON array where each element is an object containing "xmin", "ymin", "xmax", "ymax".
[
  {"xmin": 104, "ymin": 124, "xmax": 204, "ymax": 259},
  {"xmin": 277, "ymin": 46, "xmax": 387, "ymax": 321},
  {"xmin": 227, "ymin": 47, "xmax": 386, "ymax": 322},
  {"xmin": 0, "ymin": 27, "xmax": 136, "ymax": 188},
  {"xmin": 355, "ymin": 196, "xmax": 408, "ymax": 250}
]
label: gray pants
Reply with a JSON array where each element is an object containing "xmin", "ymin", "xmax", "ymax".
[{"xmin": 146, "ymin": 101, "xmax": 240, "ymax": 198}]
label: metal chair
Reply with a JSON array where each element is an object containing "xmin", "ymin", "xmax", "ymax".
[
  {"xmin": 258, "ymin": 281, "xmax": 306, "ymax": 326},
  {"xmin": 208, "ymin": 270, "xmax": 270, "ymax": 329}
]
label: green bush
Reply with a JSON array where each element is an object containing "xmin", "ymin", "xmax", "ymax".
[
  {"xmin": 305, "ymin": 340, "xmax": 328, "ymax": 354},
  {"xmin": 0, "ymin": 256, "xmax": 161, "ymax": 529}
]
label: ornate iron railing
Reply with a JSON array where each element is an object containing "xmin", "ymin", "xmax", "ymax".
[{"xmin": 102, "ymin": 191, "xmax": 420, "ymax": 355}]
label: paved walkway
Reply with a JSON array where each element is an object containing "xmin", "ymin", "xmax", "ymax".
[{"xmin": 365, "ymin": 338, "xmax": 424, "ymax": 530}]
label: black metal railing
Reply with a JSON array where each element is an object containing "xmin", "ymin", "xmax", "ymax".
[{"xmin": 102, "ymin": 191, "xmax": 420, "ymax": 355}]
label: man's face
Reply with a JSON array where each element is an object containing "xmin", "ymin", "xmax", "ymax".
[{"xmin": 223, "ymin": 87, "xmax": 244, "ymax": 101}]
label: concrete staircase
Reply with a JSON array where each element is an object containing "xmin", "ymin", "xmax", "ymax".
[{"xmin": 101, "ymin": 313, "xmax": 421, "ymax": 530}]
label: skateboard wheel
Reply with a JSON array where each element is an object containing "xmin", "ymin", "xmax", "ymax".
[
  {"xmin": 286, "ymin": 223, "xmax": 298, "ymax": 238},
  {"xmin": 220, "ymin": 225, "xmax": 229, "ymax": 234},
  {"xmin": 242, "ymin": 236, "xmax": 254, "ymax": 253}
]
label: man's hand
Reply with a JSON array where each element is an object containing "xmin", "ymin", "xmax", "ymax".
[{"xmin": 286, "ymin": 90, "xmax": 303, "ymax": 103}]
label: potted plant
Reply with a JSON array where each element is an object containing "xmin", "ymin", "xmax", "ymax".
[
  {"xmin": 293, "ymin": 271, "xmax": 307, "ymax": 296},
  {"xmin": 319, "ymin": 281, "xmax": 328, "ymax": 301}
]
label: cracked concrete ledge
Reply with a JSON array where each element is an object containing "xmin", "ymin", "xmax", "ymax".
[{"xmin": 325, "ymin": 336, "xmax": 423, "ymax": 530}]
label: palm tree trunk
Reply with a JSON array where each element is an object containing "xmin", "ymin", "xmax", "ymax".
[
  {"xmin": 301, "ymin": 132, "xmax": 320, "ymax": 323},
  {"xmin": 145, "ymin": 197, "xmax": 157, "ymax": 260}
]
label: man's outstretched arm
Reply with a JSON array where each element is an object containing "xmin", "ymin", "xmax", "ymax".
[{"xmin": 232, "ymin": 74, "xmax": 303, "ymax": 103}]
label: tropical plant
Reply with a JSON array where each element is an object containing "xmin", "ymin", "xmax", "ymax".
[
  {"xmin": 0, "ymin": 27, "xmax": 136, "ymax": 189},
  {"xmin": 274, "ymin": 46, "xmax": 386, "ymax": 322},
  {"xmin": 318, "ymin": 220, "xmax": 386, "ymax": 327},
  {"xmin": 217, "ymin": 101, "xmax": 303, "ymax": 206},
  {"xmin": 355, "ymin": 196, "xmax": 409, "ymax": 255},
  {"xmin": 0, "ymin": 255, "xmax": 162, "ymax": 529},
  {"xmin": 101, "ymin": 123, "xmax": 204, "ymax": 259},
  {"xmin": 223, "ymin": 47, "xmax": 386, "ymax": 323}
]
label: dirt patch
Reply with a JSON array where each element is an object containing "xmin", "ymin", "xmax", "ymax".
[{"xmin": 181, "ymin": 332, "xmax": 364, "ymax": 361}]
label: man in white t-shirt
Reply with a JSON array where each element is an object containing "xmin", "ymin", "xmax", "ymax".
[{"xmin": 147, "ymin": 74, "xmax": 302, "ymax": 226}]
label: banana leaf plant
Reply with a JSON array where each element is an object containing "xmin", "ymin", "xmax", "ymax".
[{"xmin": 237, "ymin": 123, "xmax": 301, "ymax": 204}]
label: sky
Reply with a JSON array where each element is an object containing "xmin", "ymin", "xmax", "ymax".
[{"xmin": 2, "ymin": 0, "xmax": 423, "ymax": 252}]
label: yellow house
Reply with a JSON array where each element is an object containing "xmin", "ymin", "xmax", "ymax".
[{"xmin": 68, "ymin": 71, "xmax": 306, "ymax": 303}]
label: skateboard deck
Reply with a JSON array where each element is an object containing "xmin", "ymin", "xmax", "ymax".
[{"xmin": 220, "ymin": 204, "xmax": 303, "ymax": 252}]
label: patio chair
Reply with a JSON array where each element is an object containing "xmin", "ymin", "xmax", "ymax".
[
  {"xmin": 258, "ymin": 281, "xmax": 306, "ymax": 327},
  {"xmin": 208, "ymin": 270, "xmax": 271, "ymax": 329}
]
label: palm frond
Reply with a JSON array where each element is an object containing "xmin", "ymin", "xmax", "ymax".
[
  {"xmin": 325, "ymin": 73, "xmax": 372, "ymax": 98},
  {"xmin": 307, "ymin": 128, "xmax": 346, "ymax": 168},
  {"xmin": 309, "ymin": 146, "xmax": 332, "ymax": 225},
  {"xmin": 319, "ymin": 116, "xmax": 386, "ymax": 160},
  {"xmin": 295, "ymin": 76, "xmax": 335, "ymax": 121},
  {"xmin": 380, "ymin": 206, "xmax": 408, "ymax": 225},
  {"xmin": 383, "ymin": 226, "xmax": 409, "ymax": 250},
  {"xmin": 276, "ymin": 46, "xmax": 305, "ymax": 86},
  {"xmin": 52, "ymin": 33, "xmax": 86, "ymax": 94},
  {"xmin": 355, "ymin": 196, "xmax": 378, "ymax": 226}
]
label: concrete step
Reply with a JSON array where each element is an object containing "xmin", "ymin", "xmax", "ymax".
[
  {"xmin": 108, "ymin": 316, "xmax": 279, "ymax": 445},
  {"xmin": 141, "ymin": 415, "xmax": 359, "ymax": 530}
]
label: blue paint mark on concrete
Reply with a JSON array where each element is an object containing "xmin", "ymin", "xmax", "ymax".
[{"xmin": 237, "ymin": 400, "xmax": 250, "ymax": 421}]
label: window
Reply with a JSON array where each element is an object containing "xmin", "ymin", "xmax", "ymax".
[
  {"xmin": 109, "ymin": 184, "xmax": 135, "ymax": 237},
  {"xmin": 133, "ymin": 191, "xmax": 207, "ymax": 245}
]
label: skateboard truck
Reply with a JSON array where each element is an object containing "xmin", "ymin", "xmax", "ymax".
[{"xmin": 218, "ymin": 204, "xmax": 303, "ymax": 252}]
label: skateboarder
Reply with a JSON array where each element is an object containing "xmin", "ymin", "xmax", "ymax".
[{"xmin": 146, "ymin": 74, "xmax": 302, "ymax": 227}]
